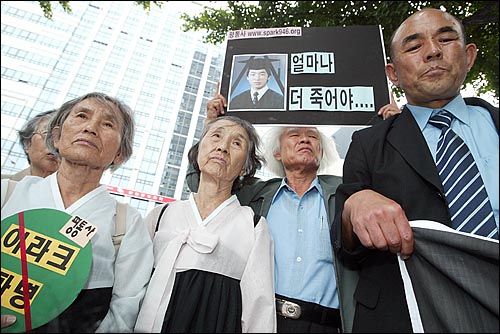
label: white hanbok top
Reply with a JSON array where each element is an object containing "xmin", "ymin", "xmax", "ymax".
[
  {"xmin": 1, "ymin": 173, "xmax": 153, "ymax": 332},
  {"xmin": 135, "ymin": 195, "xmax": 276, "ymax": 333}
]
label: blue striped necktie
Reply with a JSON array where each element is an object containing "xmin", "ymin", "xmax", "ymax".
[{"xmin": 429, "ymin": 111, "xmax": 498, "ymax": 240}]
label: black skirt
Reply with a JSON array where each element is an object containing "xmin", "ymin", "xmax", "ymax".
[{"xmin": 161, "ymin": 269, "xmax": 242, "ymax": 333}]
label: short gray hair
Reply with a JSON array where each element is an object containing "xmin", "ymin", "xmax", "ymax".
[
  {"xmin": 263, "ymin": 126, "xmax": 341, "ymax": 177},
  {"xmin": 46, "ymin": 92, "xmax": 135, "ymax": 172},
  {"xmin": 188, "ymin": 115, "xmax": 264, "ymax": 192},
  {"xmin": 18, "ymin": 109, "xmax": 57, "ymax": 164}
]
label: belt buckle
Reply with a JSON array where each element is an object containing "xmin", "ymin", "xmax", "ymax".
[{"xmin": 278, "ymin": 299, "xmax": 302, "ymax": 320}]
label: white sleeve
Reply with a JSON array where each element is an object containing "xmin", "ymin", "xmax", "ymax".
[
  {"xmin": 95, "ymin": 205, "xmax": 154, "ymax": 333},
  {"xmin": 240, "ymin": 217, "xmax": 277, "ymax": 333}
]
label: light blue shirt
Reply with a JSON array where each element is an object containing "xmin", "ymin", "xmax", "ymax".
[
  {"xmin": 407, "ymin": 94, "xmax": 499, "ymax": 228},
  {"xmin": 266, "ymin": 177, "xmax": 339, "ymax": 309}
]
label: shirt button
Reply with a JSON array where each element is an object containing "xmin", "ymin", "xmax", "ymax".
[
  {"xmin": 298, "ymin": 229, "xmax": 303, "ymax": 233},
  {"xmin": 296, "ymin": 257, "xmax": 302, "ymax": 262}
]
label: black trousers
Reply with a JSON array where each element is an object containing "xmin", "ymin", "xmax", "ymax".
[{"xmin": 277, "ymin": 315, "xmax": 341, "ymax": 333}]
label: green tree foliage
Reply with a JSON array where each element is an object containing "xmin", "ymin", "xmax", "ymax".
[
  {"xmin": 38, "ymin": 1, "xmax": 72, "ymax": 19},
  {"xmin": 181, "ymin": 1, "xmax": 499, "ymax": 100},
  {"xmin": 38, "ymin": 1, "xmax": 164, "ymax": 19}
]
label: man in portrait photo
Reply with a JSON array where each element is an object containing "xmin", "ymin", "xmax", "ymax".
[{"xmin": 228, "ymin": 55, "xmax": 286, "ymax": 111}]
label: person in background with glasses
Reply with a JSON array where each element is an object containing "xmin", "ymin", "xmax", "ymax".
[{"xmin": 2, "ymin": 109, "xmax": 60, "ymax": 180}]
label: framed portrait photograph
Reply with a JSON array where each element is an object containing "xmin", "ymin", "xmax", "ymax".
[{"xmin": 220, "ymin": 26, "xmax": 390, "ymax": 126}]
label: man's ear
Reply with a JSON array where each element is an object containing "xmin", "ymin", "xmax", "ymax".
[
  {"xmin": 386, "ymin": 63, "xmax": 400, "ymax": 88},
  {"xmin": 274, "ymin": 151, "xmax": 282, "ymax": 162},
  {"xmin": 465, "ymin": 43, "xmax": 478, "ymax": 72}
]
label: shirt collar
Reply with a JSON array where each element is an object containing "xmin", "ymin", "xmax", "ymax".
[
  {"xmin": 271, "ymin": 176, "xmax": 323, "ymax": 203},
  {"xmin": 251, "ymin": 85, "xmax": 269, "ymax": 97},
  {"xmin": 406, "ymin": 94, "xmax": 469, "ymax": 130}
]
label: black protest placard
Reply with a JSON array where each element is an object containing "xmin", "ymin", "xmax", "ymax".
[{"xmin": 220, "ymin": 26, "xmax": 390, "ymax": 126}]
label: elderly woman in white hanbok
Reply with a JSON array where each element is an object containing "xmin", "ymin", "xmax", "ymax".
[
  {"xmin": 135, "ymin": 116, "xmax": 276, "ymax": 333},
  {"xmin": 1, "ymin": 92, "xmax": 153, "ymax": 332}
]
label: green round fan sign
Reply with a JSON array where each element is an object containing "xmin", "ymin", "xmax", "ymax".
[{"xmin": 1, "ymin": 208, "xmax": 93, "ymax": 333}]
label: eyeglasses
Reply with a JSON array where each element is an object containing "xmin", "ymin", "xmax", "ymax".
[{"xmin": 34, "ymin": 131, "xmax": 48, "ymax": 139}]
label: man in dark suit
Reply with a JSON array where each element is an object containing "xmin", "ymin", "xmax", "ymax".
[
  {"xmin": 229, "ymin": 57, "xmax": 284, "ymax": 110},
  {"xmin": 332, "ymin": 8, "xmax": 499, "ymax": 333}
]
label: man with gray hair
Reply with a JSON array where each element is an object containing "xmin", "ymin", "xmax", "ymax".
[{"xmin": 187, "ymin": 93, "xmax": 356, "ymax": 333}]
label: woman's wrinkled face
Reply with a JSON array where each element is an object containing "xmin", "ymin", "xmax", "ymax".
[
  {"xmin": 197, "ymin": 119, "xmax": 249, "ymax": 184},
  {"xmin": 26, "ymin": 119, "xmax": 59, "ymax": 175},
  {"xmin": 54, "ymin": 98, "xmax": 124, "ymax": 171}
]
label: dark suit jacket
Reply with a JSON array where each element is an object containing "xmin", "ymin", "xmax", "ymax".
[
  {"xmin": 229, "ymin": 88, "xmax": 284, "ymax": 110},
  {"xmin": 331, "ymin": 97, "xmax": 499, "ymax": 333}
]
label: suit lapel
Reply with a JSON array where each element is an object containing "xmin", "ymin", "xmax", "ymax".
[
  {"xmin": 319, "ymin": 175, "xmax": 342, "ymax": 228},
  {"xmin": 247, "ymin": 180, "xmax": 281, "ymax": 216},
  {"xmin": 387, "ymin": 108, "xmax": 444, "ymax": 192}
]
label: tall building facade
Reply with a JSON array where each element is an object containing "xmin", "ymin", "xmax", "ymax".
[{"xmin": 1, "ymin": 1, "xmax": 226, "ymax": 216}]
